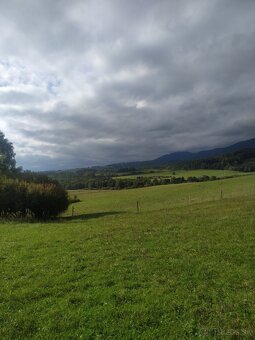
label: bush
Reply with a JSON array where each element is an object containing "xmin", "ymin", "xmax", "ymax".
[{"xmin": 0, "ymin": 177, "xmax": 69, "ymax": 219}]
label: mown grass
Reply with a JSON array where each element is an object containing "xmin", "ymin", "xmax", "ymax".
[
  {"xmin": 0, "ymin": 175, "xmax": 255, "ymax": 339},
  {"xmin": 68, "ymin": 174, "xmax": 254, "ymax": 215}
]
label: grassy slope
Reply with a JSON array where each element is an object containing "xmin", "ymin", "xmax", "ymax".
[
  {"xmin": 114, "ymin": 169, "xmax": 246, "ymax": 180},
  {"xmin": 0, "ymin": 175, "xmax": 255, "ymax": 338}
]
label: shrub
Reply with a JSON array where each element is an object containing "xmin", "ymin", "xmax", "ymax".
[{"xmin": 0, "ymin": 177, "xmax": 69, "ymax": 219}]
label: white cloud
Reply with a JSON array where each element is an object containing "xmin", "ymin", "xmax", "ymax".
[{"xmin": 136, "ymin": 100, "xmax": 147, "ymax": 109}]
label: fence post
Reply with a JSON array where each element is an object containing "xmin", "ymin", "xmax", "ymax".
[
  {"xmin": 220, "ymin": 190, "xmax": 223, "ymax": 200},
  {"xmin": 136, "ymin": 201, "xmax": 140, "ymax": 213}
]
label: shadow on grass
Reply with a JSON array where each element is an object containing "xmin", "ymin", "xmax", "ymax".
[
  {"xmin": 0, "ymin": 211, "xmax": 125, "ymax": 224},
  {"xmin": 60, "ymin": 211, "xmax": 124, "ymax": 222}
]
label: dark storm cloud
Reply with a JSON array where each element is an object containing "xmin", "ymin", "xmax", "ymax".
[{"xmin": 0, "ymin": 0, "xmax": 254, "ymax": 170}]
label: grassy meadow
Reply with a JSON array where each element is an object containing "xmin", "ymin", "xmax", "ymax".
[{"xmin": 0, "ymin": 174, "xmax": 255, "ymax": 338}]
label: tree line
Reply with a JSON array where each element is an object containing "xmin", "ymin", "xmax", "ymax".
[{"xmin": 64, "ymin": 174, "xmax": 221, "ymax": 190}]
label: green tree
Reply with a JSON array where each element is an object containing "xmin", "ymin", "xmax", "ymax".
[{"xmin": 0, "ymin": 131, "xmax": 16, "ymax": 173}]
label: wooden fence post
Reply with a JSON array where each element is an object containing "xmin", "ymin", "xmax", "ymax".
[{"xmin": 136, "ymin": 201, "xmax": 139, "ymax": 213}]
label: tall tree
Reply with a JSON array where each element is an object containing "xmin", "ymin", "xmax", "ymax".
[{"xmin": 0, "ymin": 131, "xmax": 16, "ymax": 173}]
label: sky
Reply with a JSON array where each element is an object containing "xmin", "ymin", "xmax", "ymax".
[{"xmin": 0, "ymin": 0, "xmax": 255, "ymax": 170}]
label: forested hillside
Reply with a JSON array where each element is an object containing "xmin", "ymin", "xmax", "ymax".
[{"xmin": 174, "ymin": 148, "xmax": 255, "ymax": 172}]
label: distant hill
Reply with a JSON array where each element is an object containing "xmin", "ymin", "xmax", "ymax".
[
  {"xmin": 173, "ymin": 147, "xmax": 255, "ymax": 172},
  {"xmin": 45, "ymin": 139, "xmax": 255, "ymax": 189},
  {"xmin": 107, "ymin": 138, "xmax": 255, "ymax": 169}
]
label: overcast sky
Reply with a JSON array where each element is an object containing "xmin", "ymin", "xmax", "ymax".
[{"xmin": 0, "ymin": 0, "xmax": 255, "ymax": 170}]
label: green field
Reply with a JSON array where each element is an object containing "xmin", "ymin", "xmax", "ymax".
[
  {"xmin": 114, "ymin": 169, "xmax": 246, "ymax": 180},
  {"xmin": 1, "ymin": 175, "xmax": 255, "ymax": 338}
]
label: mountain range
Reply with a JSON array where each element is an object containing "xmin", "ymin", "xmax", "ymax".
[{"xmin": 107, "ymin": 138, "xmax": 255, "ymax": 169}]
